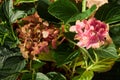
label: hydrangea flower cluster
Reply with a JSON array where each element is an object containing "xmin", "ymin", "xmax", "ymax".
[
  {"xmin": 17, "ymin": 13, "xmax": 59, "ymax": 59},
  {"xmin": 70, "ymin": 18, "xmax": 108, "ymax": 49}
]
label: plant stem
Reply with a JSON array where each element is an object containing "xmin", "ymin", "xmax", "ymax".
[
  {"xmin": 82, "ymin": 0, "xmax": 87, "ymax": 12},
  {"xmin": 71, "ymin": 57, "xmax": 79, "ymax": 78},
  {"xmin": 10, "ymin": 24, "xmax": 16, "ymax": 40},
  {"xmin": 30, "ymin": 60, "xmax": 36, "ymax": 80}
]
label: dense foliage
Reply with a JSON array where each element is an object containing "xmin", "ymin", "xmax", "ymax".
[{"xmin": 0, "ymin": 0, "xmax": 120, "ymax": 80}]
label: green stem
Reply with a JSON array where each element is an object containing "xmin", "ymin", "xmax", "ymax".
[
  {"xmin": 30, "ymin": 60, "xmax": 36, "ymax": 80},
  {"xmin": 82, "ymin": 0, "xmax": 87, "ymax": 12},
  {"xmin": 9, "ymin": 24, "xmax": 16, "ymax": 40},
  {"xmin": 80, "ymin": 47, "xmax": 95, "ymax": 64},
  {"xmin": 71, "ymin": 57, "xmax": 79, "ymax": 77},
  {"xmin": 63, "ymin": 64, "xmax": 72, "ymax": 73}
]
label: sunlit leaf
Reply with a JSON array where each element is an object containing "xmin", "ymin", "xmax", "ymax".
[
  {"xmin": 72, "ymin": 70, "xmax": 94, "ymax": 80},
  {"xmin": 87, "ymin": 58, "xmax": 115, "ymax": 72}
]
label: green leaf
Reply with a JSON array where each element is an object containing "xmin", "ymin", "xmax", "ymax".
[
  {"xmin": 95, "ymin": 44, "xmax": 118, "ymax": 59},
  {"xmin": 64, "ymin": 32, "xmax": 76, "ymax": 42},
  {"xmin": 0, "ymin": 46, "xmax": 26, "ymax": 79},
  {"xmin": 48, "ymin": 0, "xmax": 79, "ymax": 23},
  {"xmin": 15, "ymin": 0, "xmax": 38, "ymax": 4},
  {"xmin": 0, "ymin": 0, "xmax": 13, "ymax": 22},
  {"xmin": 109, "ymin": 26, "xmax": 120, "ymax": 48},
  {"xmin": 1, "ymin": 74, "xmax": 19, "ymax": 80},
  {"xmin": 0, "ymin": 23, "xmax": 19, "ymax": 48},
  {"xmin": 36, "ymin": 72, "xmax": 50, "ymax": 80},
  {"xmin": 87, "ymin": 58, "xmax": 115, "ymax": 72},
  {"xmin": 108, "ymin": 0, "xmax": 120, "ymax": 3},
  {"xmin": 10, "ymin": 10, "xmax": 26, "ymax": 23},
  {"xmin": 32, "ymin": 59, "xmax": 45, "ymax": 70},
  {"xmin": 54, "ymin": 42, "xmax": 80, "ymax": 66},
  {"xmin": 46, "ymin": 72, "xmax": 66, "ymax": 80},
  {"xmin": 67, "ymin": 5, "xmax": 96, "ymax": 23},
  {"xmin": 21, "ymin": 72, "xmax": 32, "ymax": 80},
  {"xmin": 72, "ymin": 70, "xmax": 94, "ymax": 80},
  {"xmin": 37, "ymin": 0, "xmax": 59, "ymax": 22},
  {"xmin": 38, "ymin": 50, "xmax": 55, "ymax": 62},
  {"xmin": 0, "ymin": 0, "xmax": 26, "ymax": 23},
  {"xmin": 95, "ymin": 3, "xmax": 120, "ymax": 24}
]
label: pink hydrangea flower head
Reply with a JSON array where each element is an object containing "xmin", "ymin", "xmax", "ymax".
[{"xmin": 70, "ymin": 18, "xmax": 108, "ymax": 49}]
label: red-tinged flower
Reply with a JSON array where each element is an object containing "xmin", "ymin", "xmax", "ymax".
[
  {"xmin": 31, "ymin": 41, "xmax": 49, "ymax": 55},
  {"xmin": 70, "ymin": 18, "xmax": 108, "ymax": 49}
]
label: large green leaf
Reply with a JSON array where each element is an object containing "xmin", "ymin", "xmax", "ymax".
[
  {"xmin": 54, "ymin": 42, "xmax": 80, "ymax": 66},
  {"xmin": 0, "ymin": 0, "xmax": 13, "ymax": 22},
  {"xmin": 36, "ymin": 72, "xmax": 50, "ymax": 80},
  {"xmin": 110, "ymin": 26, "xmax": 120, "ymax": 48},
  {"xmin": 0, "ymin": 46, "xmax": 26, "ymax": 79},
  {"xmin": 95, "ymin": 3, "xmax": 120, "ymax": 24},
  {"xmin": 46, "ymin": 72, "xmax": 66, "ymax": 80},
  {"xmin": 37, "ymin": 0, "xmax": 59, "ymax": 22},
  {"xmin": 1, "ymin": 74, "xmax": 19, "ymax": 80},
  {"xmin": 0, "ymin": 0, "xmax": 26, "ymax": 23},
  {"xmin": 95, "ymin": 44, "xmax": 118, "ymax": 59},
  {"xmin": 48, "ymin": 0, "xmax": 79, "ymax": 24},
  {"xmin": 72, "ymin": 70, "xmax": 94, "ymax": 80},
  {"xmin": 67, "ymin": 5, "xmax": 96, "ymax": 23},
  {"xmin": 87, "ymin": 58, "xmax": 115, "ymax": 72}
]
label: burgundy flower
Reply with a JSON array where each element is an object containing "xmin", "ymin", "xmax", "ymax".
[{"xmin": 70, "ymin": 18, "xmax": 108, "ymax": 49}]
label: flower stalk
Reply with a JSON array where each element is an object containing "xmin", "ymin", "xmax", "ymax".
[{"xmin": 82, "ymin": 0, "xmax": 87, "ymax": 12}]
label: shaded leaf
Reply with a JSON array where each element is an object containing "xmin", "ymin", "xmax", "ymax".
[
  {"xmin": 0, "ymin": 23, "xmax": 19, "ymax": 48},
  {"xmin": 95, "ymin": 3, "xmax": 120, "ymax": 24},
  {"xmin": 54, "ymin": 42, "xmax": 80, "ymax": 66},
  {"xmin": 109, "ymin": 26, "xmax": 120, "ymax": 48},
  {"xmin": 1, "ymin": 74, "xmax": 19, "ymax": 80},
  {"xmin": 36, "ymin": 72, "xmax": 50, "ymax": 80},
  {"xmin": 21, "ymin": 72, "xmax": 32, "ymax": 80},
  {"xmin": 48, "ymin": 0, "xmax": 79, "ymax": 23},
  {"xmin": 46, "ymin": 72, "xmax": 66, "ymax": 80},
  {"xmin": 0, "ymin": 46, "xmax": 26, "ymax": 79},
  {"xmin": 32, "ymin": 59, "xmax": 45, "ymax": 70},
  {"xmin": 37, "ymin": 0, "xmax": 59, "ymax": 22}
]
